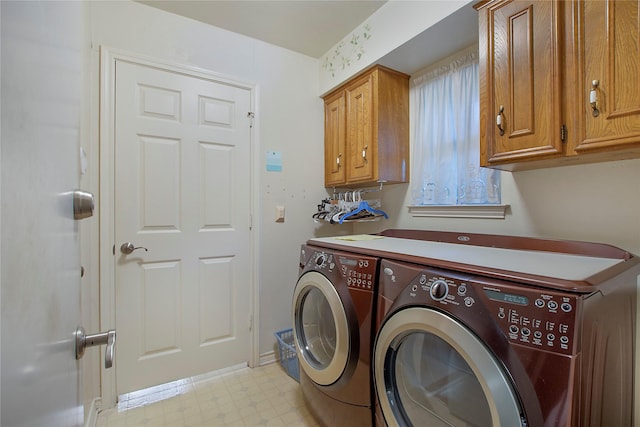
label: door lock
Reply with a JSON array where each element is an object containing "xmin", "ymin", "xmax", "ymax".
[
  {"xmin": 75, "ymin": 327, "xmax": 116, "ymax": 369},
  {"xmin": 73, "ymin": 190, "xmax": 95, "ymax": 220}
]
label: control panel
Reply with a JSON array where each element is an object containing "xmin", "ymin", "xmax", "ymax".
[
  {"xmin": 390, "ymin": 266, "xmax": 579, "ymax": 356},
  {"xmin": 487, "ymin": 287, "xmax": 578, "ymax": 356},
  {"xmin": 304, "ymin": 249, "xmax": 376, "ymax": 291}
]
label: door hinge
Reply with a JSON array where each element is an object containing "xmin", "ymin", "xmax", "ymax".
[
  {"xmin": 560, "ymin": 124, "xmax": 567, "ymax": 142},
  {"xmin": 247, "ymin": 112, "xmax": 255, "ymax": 128},
  {"xmin": 248, "ymin": 314, "xmax": 253, "ymax": 332}
]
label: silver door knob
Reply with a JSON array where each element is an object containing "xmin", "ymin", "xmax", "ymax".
[
  {"xmin": 120, "ymin": 242, "xmax": 148, "ymax": 255},
  {"xmin": 75, "ymin": 327, "xmax": 116, "ymax": 369}
]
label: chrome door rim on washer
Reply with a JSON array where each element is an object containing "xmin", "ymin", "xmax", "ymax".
[
  {"xmin": 292, "ymin": 271, "xmax": 349, "ymax": 386},
  {"xmin": 374, "ymin": 307, "xmax": 524, "ymax": 427}
]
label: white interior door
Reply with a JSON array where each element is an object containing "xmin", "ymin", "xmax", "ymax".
[
  {"xmin": 114, "ymin": 59, "xmax": 253, "ymax": 395},
  {"xmin": 1, "ymin": 1, "xmax": 86, "ymax": 425}
]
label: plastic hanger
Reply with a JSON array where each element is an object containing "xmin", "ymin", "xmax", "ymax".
[{"xmin": 339, "ymin": 200, "xmax": 388, "ymax": 224}]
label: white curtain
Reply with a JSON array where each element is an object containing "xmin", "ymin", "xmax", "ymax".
[{"xmin": 411, "ymin": 51, "xmax": 500, "ymax": 205}]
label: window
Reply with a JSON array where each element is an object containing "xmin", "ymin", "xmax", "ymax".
[{"xmin": 410, "ymin": 49, "xmax": 501, "ymax": 209}]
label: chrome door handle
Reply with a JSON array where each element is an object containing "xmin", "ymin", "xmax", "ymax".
[
  {"xmin": 75, "ymin": 327, "xmax": 116, "ymax": 369},
  {"xmin": 120, "ymin": 242, "xmax": 148, "ymax": 255}
]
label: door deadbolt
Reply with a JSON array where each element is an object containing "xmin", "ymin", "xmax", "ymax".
[{"xmin": 73, "ymin": 190, "xmax": 95, "ymax": 220}]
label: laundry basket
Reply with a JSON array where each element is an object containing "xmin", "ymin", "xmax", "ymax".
[{"xmin": 274, "ymin": 328, "xmax": 300, "ymax": 382}]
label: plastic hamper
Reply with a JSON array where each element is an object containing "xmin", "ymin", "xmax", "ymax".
[{"xmin": 274, "ymin": 328, "xmax": 300, "ymax": 382}]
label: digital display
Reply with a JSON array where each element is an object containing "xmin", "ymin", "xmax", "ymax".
[
  {"xmin": 485, "ymin": 289, "xmax": 529, "ymax": 306},
  {"xmin": 339, "ymin": 257, "xmax": 357, "ymax": 266}
]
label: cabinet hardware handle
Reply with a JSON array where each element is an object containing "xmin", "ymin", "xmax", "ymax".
[
  {"xmin": 590, "ymin": 80, "xmax": 600, "ymax": 117},
  {"xmin": 362, "ymin": 145, "xmax": 368, "ymax": 161},
  {"xmin": 496, "ymin": 106, "xmax": 505, "ymax": 136},
  {"xmin": 336, "ymin": 153, "xmax": 342, "ymax": 167}
]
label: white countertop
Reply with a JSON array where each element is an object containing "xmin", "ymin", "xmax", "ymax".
[{"xmin": 308, "ymin": 236, "xmax": 623, "ymax": 282}]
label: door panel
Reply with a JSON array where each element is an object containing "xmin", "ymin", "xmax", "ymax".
[
  {"xmin": 324, "ymin": 93, "xmax": 346, "ymax": 186},
  {"xmin": 575, "ymin": 0, "xmax": 640, "ymax": 152},
  {"xmin": 1, "ymin": 1, "xmax": 85, "ymax": 425},
  {"xmin": 482, "ymin": 0, "xmax": 563, "ymax": 164},
  {"xmin": 346, "ymin": 74, "xmax": 375, "ymax": 183},
  {"xmin": 114, "ymin": 60, "xmax": 252, "ymax": 394}
]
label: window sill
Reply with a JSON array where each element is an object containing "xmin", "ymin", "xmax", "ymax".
[{"xmin": 408, "ymin": 205, "xmax": 509, "ymax": 219}]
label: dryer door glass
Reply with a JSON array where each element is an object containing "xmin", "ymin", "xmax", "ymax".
[
  {"xmin": 392, "ymin": 332, "xmax": 492, "ymax": 425},
  {"xmin": 375, "ymin": 307, "xmax": 524, "ymax": 427}
]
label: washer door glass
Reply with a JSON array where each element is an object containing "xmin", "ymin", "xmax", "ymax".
[
  {"xmin": 300, "ymin": 286, "xmax": 336, "ymax": 367},
  {"xmin": 293, "ymin": 271, "xmax": 349, "ymax": 385},
  {"xmin": 375, "ymin": 308, "xmax": 524, "ymax": 427}
]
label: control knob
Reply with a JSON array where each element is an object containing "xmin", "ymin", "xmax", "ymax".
[
  {"xmin": 315, "ymin": 254, "xmax": 327, "ymax": 268},
  {"xmin": 430, "ymin": 280, "xmax": 448, "ymax": 301}
]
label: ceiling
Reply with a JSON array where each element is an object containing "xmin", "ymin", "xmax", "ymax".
[
  {"xmin": 137, "ymin": 0, "xmax": 479, "ymax": 76},
  {"xmin": 137, "ymin": 0, "xmax": 388, "ymax": 58}
]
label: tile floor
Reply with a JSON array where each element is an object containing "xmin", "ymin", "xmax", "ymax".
[{"xmin": 96, "ymin": 363, "xmax": 320, "ymax": 427}]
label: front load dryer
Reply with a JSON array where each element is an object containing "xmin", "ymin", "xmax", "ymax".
[
  {"xmin": 292, "ymin": 244, "xmax": 379, "ymax": 427},
  {"xmin": 362, "ymin": 230, "xmax": 639, "ymax": 427}
]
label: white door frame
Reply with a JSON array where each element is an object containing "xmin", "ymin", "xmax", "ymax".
[{"xmin": 98, "ymin": 46, "xmax": 260, "ymax": 407}]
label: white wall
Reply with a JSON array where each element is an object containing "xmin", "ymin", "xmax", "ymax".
[
  {"xmin": 354, "ymin": 158, "xmax": 640, "ymax": 255},
  {"xmin": 88, "ymin": 1, "xmax": 325, "ymax": 364},
  {"xmin": 318, "ymin": 0, "xmax": 471, "ymax": 94}
]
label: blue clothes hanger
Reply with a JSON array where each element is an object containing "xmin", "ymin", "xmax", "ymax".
[{"xmin": 339, "ymin": 201, "xmax": 388, "ymax": 224}]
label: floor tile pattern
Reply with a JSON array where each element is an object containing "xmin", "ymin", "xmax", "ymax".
[{"xmin": 96, "ymin": 363, "xmax": 319, "ymax": 427}]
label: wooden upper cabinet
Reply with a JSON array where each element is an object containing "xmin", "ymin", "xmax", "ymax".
[
  {"xmin": 477, "ymin": 0, "xmax": 640, "ymax": 170},
  {"xmin": 572, "ymin": 0, "xmax": 640, "ymax": 155},
  {"xmin": 322, "ymin": 65, "xmax": 409, "ymax": 187},
  {"xmin": 476, "ymin": 0, "xmax": 564, "ymax": 169},
  {"xmin": 324, "ymin": 91, "xmax": 346, "ymax": 187}
]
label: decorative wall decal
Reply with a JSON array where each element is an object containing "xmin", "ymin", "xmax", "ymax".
[{"xmin": 322, "ymin": 23, "xmax": 372, "ymax": 78}]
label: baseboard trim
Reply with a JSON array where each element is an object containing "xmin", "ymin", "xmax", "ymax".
[
  {"xmin": 259, "ymin": 350, "xmax": 277, "ymax": 366},
  {"xmin": 85, "ymin": 397, "xmax": 100, "ymax": 427}
]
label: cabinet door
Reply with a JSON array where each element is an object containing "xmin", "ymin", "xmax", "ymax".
[
  {"xmin": 479, "ymin": 0, "xmax": 563, "ymax": 166},
  {"xmin": 324, "ymin": 92, "xmax": 346, "ymax": 187},
  {"xmin": 574, "ymin": 0, "xmax": 640, "ymax": 153},
  {"xmin": 346, "ymin": 73, "xmax": 375, "ymax": 183}
]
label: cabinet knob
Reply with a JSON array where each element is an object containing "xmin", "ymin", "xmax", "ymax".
[
  {"xmin": 362, "ymin": 145, "xmax": 368, "ymax": 160},
  {"xmin": 336, "ymin": 153, "xmax": 342, "ymax": 167},
  {"xmin": 496, "ymin": 106, "xmax": 505, "ymax": 136},
  {"xmin": 590, "ymin": 80, "xmax": 600, "ymax": 117}
]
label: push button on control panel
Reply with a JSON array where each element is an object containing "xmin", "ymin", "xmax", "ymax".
[{"xmin": 489, "ymin": 287, "xmax": 577, "ymax": 356}]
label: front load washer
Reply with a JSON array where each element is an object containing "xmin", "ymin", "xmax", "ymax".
[
  {"xmin": 292, "ymin": 243, "xmax": 379, "ymax": 427},
  {"xmin": 360, "ymin": 230, "xmax": 639, "ymax": 427}
]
